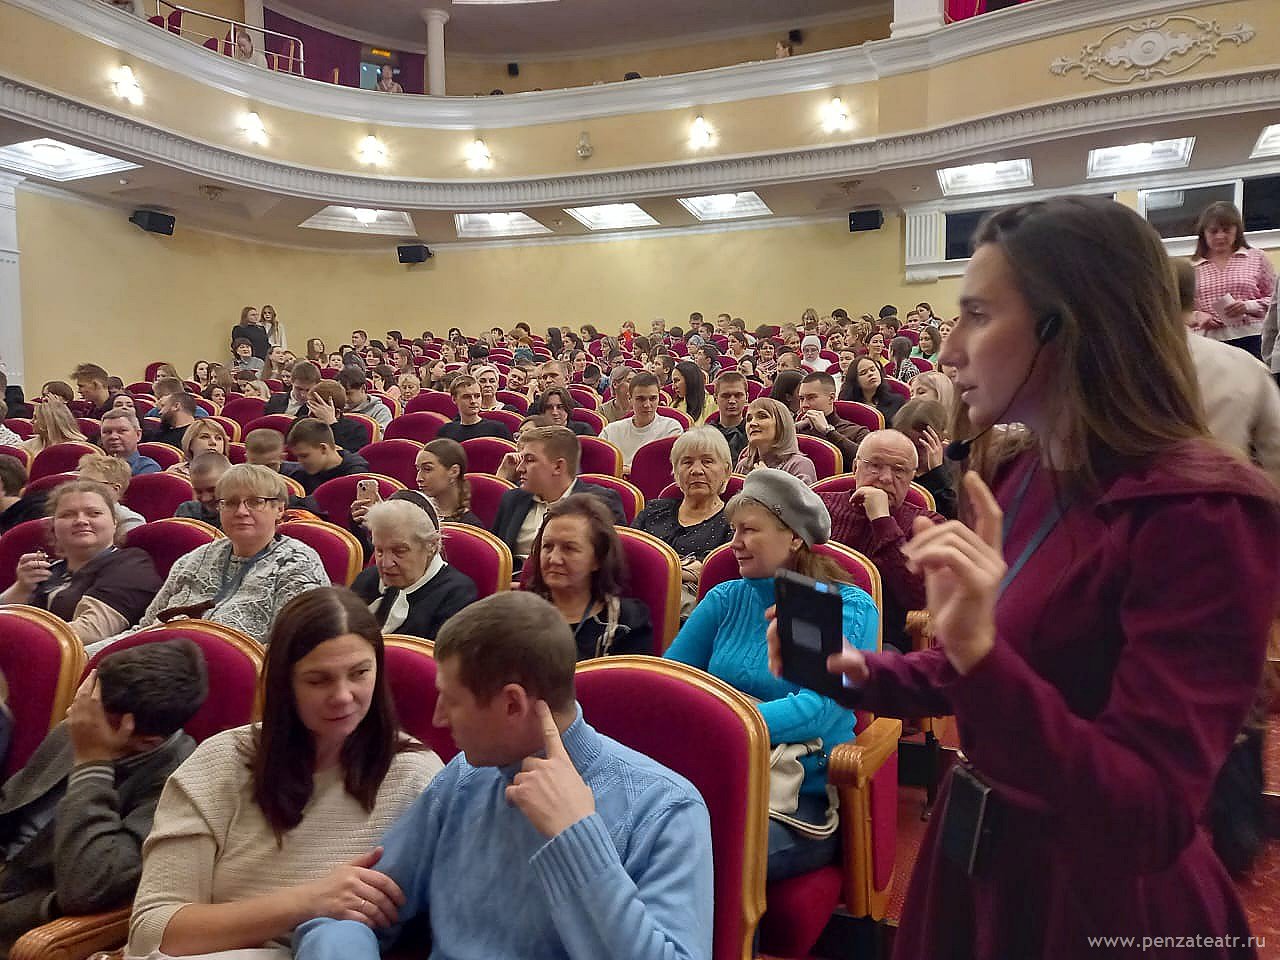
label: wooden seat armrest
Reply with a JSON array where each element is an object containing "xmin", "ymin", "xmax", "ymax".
[
  {"xmin": 11, "ymin": 907, "xmax": 130, "ymax": 960},
  {"xmin": 828, "ymin": 717, "xmax": 903, "ymax": 790}
]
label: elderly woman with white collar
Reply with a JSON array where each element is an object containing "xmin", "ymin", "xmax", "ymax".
[{"xmin": 350, "ymin": 494, "xmax": 478, "ymax": 639}]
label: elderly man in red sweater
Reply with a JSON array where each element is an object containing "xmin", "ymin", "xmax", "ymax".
[{"xmin": 818, "ymin": 429, "xmax": 944, "ymax": 652}]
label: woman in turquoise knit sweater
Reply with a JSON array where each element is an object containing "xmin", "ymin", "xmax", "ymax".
[{"xmin": 665, "ymin": 468, "xmax": 878, "ymax": 880}]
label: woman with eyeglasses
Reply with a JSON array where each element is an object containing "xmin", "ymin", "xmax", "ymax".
[{"xmin": 90, "ymin": 465, "xmax": 327, "ymax": 653}]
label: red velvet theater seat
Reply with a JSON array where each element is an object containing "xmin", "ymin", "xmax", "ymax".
[{"xmin": 0, "ymin": 605, "xmax": 85, "ymax": 778}]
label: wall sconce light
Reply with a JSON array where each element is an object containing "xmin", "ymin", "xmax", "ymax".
[
  {"xmin": 111, "ymin": 65, "xmax": 143, "ymax": 106},
  {"xmin": 689, "ymin": 115, "xmax": 714, "ymax": 150},
  {"xmin": 576, "ymin": 132, "xmax": 594, "ymax": 160},
  {"xmin": 466, "ymin": 138, "xmax": 492, "ymax": 170},
  {"xmin": 239, "ymin": 111, "xmax": 267, "ymax": 146},
  {"xmin": 822, "ymin": 97, "xmax": 851, "ymax": 133},
  {"xmin": 358, "ymin": 135, "xmax": 388, "ymax": 165}
]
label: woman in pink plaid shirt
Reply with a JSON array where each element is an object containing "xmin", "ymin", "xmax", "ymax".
[{"xmin": 1189, "ymin": 201, "xmax": 1276, "ymax": 360}]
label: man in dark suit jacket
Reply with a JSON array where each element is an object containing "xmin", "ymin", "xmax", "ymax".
[
  {"xmin": 491, "ymin": 425, "xmax": 625, "ymax": 572},
  {"xmin": 0, "ymin": 639, "xmax": 208, "ymax": 953},
  {"xmin": 263, "ymin": 361, "xmax": 322, "ymax": 417}
]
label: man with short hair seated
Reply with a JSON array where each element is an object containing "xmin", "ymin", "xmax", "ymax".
[
  {"xmin": 71, "ymin": 363, "xmax": 119, "ymax": 419},
  {"xmin": 711, "ymin": 372, "xmax": 749, "ymax": 464},
  {"xmin": 598, "ymin": 373, "xmax": 683, "ymax": 470},
  {"xmin": 492, "ymin": 425, "xmax": 625, "ymax": 571},
  {"xmin": 174, "ymin": 452, "xmax": 231, "ymax": 529},
  {"xmin": 0, "ymin": 454, "xmax": 45, "ymax": 534},
  {"xmin": 144, "ymin": 378, "xmax": 208, "ymax": 421},
  {"xmin": 243, "ymin": 428, "xmax": 304, "ymax": 480},
  {"xmin": 438, "ymin": 376, "xmax": 513, "ymax": 443},
  {"xmin": 287, "ymin": 419, "xmax": 370, "ymax": 496},
  {"xmin": 0, "ymin": 639, "xmax": 208, "ymax": 954},
  {"xmin": 337, "ymin": 369, "xmax": 393, "ymax": 431},
  {"xmin": 99, "ymin": 409, "xmax": 160, "ymax": 477},
  {"xmin": 795, "ymin": 371, "xmax": 870, "ymax": 466},
  {"xmin": 817, "ymin": 429, "xmax": 944, "ymax": 653},
  {"xmin": 264, "ymin": 361, "xmax": 321, "ymax": 417},
  {"xmin": 292, "ymin": 591, "xmax": 714, "ymax": 960},
  {"xmin": 78, "ymin": 453, "xmax": 147, "ymax": 536},
  {"xmin": 149, "ymin": 391, "xmax": 199, "ymax": 450}
]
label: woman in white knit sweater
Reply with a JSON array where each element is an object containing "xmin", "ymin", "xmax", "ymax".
[{"xmin": 127, "ymin": 587, "xmax": 442, "ymax": 958}]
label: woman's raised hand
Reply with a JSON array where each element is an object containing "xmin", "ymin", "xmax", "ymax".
[{"xmin": 902, "ymin": 471, "xmax": 1006, "ymax": 675}]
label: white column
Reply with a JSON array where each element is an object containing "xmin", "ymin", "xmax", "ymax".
[
  {"xmin": 0, "ymin": 174, "xmax": 26, "ymax": 386},
  {"xmin": 422, "ymin": 9, "xmax": 450, "ymax": 96},
  {"xmin": 890, "ymin": 0, "xmax": 946, "ymax": 38}
]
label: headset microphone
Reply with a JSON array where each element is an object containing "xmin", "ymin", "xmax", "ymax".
[{"xmin": 943, "ymin": 313, "xmax": 1061, "ymax": 463}]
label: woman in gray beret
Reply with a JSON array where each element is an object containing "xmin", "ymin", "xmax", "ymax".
[{"xmin": 665, "ymin": 468, "xmax": 878, "ymax": 881}]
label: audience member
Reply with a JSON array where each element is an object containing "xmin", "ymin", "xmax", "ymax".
[
  {"xmin": 99, "ymin": 409, "xmax": 161, "ymax": 477},
  {"xmin": 0, "ymin": 402, "xmax": 20, "ymax": 448},
  {"xmin": 598, "ymin": 366, "xmax": 633, "ymax": 423},
  {"xmin": 0, "ymin": 639, "xmax": 207, "ymax": 953},
  {"xmin": 891, "ymin": 398, "xmax": 957, "ymax": 519},
  {"xmin": 231, "ymin": 338, "xmax": 265, "ymax": 375},
  {"xmin": 0, "ymin": 479, "xmax": 161, "ymax": 644},
  {"xmin": 769, "ymin": 369, "xmax": 804, "ymax": 414},
  {"xmin": 145, "ymin": 378, "xmax": 207, "ymax": 421},
  {"xmin": 711, "ymin": 372, "xmax": 750, "ymax": 463},
  {"xmin": 149, "ymin": 390, "xmax": 198, "ymax": 450},
  {"xmin": 438, "ymin": 377, "xmax": 513, "ymax": 442},
  {"xmin": 736, "ymin": 397, "xmax": 816, "ymax": 483},
  {"xmin": 304, "ymin": 379, "xmax": 371, "ymax": 451},
  {"xmin": 1189, "ymin": 201, "xmax": 1276, "ymax": 358},
  {"xmin": 908, "ymin": 369, "xmax": 956, "ymax": 413},
  {"xmin": 350, "ymin": 498, "xmax": 477, "ymax": 637},
  {"xmin": 887, "ymin": 336, "xmax": 920, "ymax": 382},
  {"xmin": 287, "ymin": 419, "xmax": 370, "ymax": 496},
  {"xmin": 666, "ymin": 469, "xmax": 876, "ymax": 879},
  {"xmin": 912, "ymin": 326, "xmax": 942, "ymax": 363},
  {"xmin": 840, "ymin": 356, "xmax": 905, "ymax": 422},
  {"xmin": 669, "ymin": 361, "xmax": 709, "ymax": 425},
  {"xmin": 633, "ymin": 427, "xmax": 733, "ymax": 617},
  {"xmin": 98, "ymin": 465, "xmax": 327, "ymax": 650},
  {"xmin": 799, "ymin": 335, "xmax": 832, "ymax": 373},
  {"xmin": 1174, "ymin": 258, "xmax": 1280, "ymax": 481},
  {"xmin": 127, "ymin": 588, "xmax": 439, "ymax": 957},
  {"xmin": 537, "ymin": 359, "xmax": 569, "ymax": 392},
  {"xmin": 292, "ymin": 590, "xmax": 713, "ymax": 960},
  {"xmin": 169, "ymin": 419, "xmax": 230, "ymax": 480},
  {"xmin": 795, "ymin": 372, "xmax": 870, "ymax": 465},
  {"xmin": 492, "ymin": 426, "xmax": 625, "ymax": 568},
  {"xmin": 174, "ymin": 452, "xmax": 232, "ymax": 528},
  {"xmin": 72, "ymin": 363, "xmax": 118, "ymax": 419},
  {"xmin": 806, "ymin": 197, "xmax": 1280, "ymax": 959},
  {"xmin": 245, "ymin": 428, "xmax": 304, "ymax": 479},
  {"xmin": 415, "ymin": 439, "xmax": 483, "ymax": 526},
  {"xmin": 230, "ymin": 28, "xmax": 268, "ymax": 68},
  {"xmin": 523, "ymin": 495, "xmax": 653, "ymax": 659},
  {"xmin": 265, "ymin": 361, "xmax": 321, "ymax": 416},
  {"xmin": 598, "ymin": 373, "xmax": 682, "ymax": 470},
  {"xmin": 78, "ymin": 453, "xmax": 147, "ymax": 536},
  {"xmin": 338, "ymin": 369, "xmax": 393, "ymax": 431},
  {"xmin": 532, "ymin": 386, "xmax": 593, "ymax": 437},
  {"xmin": 23, "ymin": 398, "xmax": 88, "ymax": 457},
  {"xmin": 0, "ymin": 455, "xmax": 46, "ymax": 533}
]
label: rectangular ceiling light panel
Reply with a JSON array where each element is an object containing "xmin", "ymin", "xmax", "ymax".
[
  {"xmin": 936, "ymin": 159, "xmax": 1033, "ymax": 197},
  {"xmin": 0, "ymin": 138, "xmax": 140, "ymax": 181},
  {"xmin": 563, "ymin": 203, "xmax": 659, "ymax": 231},
  {"xmin": 298, "ymin": 205, "xmax": 417, "ymax": 237},
  {"xmin": 1253, "ymin": 125, "xmax": 1280, "ymax": 158},
  {"xmin": 1086, "ymin": 138, "xmax": 1195, "ymax": 178},
  {"xmin": 676, "ymin": 191, "xmax": 772, "ymax": 221},
  {"xmin": 454, "ymin": 212, "xmax": 552, "ymax": 238}
]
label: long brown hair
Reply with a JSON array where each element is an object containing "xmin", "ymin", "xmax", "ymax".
[
  {"xmin": 423, "ymin": 438, "xmax": 472, "ymax": 517},
  {"xmin": 249, "ymin": 587, "xmax": 419, "ymax": 841},
  {"xmin": 1193, "ymin": 201, "xmax": 1250, "ymax": 260},
  {"xmin": 959, "ymin": 197, "xmax": 1206, "ymax": 491}
]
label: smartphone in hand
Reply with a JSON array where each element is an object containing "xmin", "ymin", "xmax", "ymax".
[
  {"xmin": 355, "ymin": 479, "xmax": 382, "ymax": 504},
  {"xmin": 774, "ymin": 569, "xmax": 846, "ymax": 701}
]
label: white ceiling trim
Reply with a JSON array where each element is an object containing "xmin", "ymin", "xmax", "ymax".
[
  {"xmin": 3, "ymin": 70, "xmax": 1278, "ymax": 210},
  {"xmin": 265, "ymin": 1, "xmax": 891, "ymax": 62},
  {"xmin": 5, "ymin": 0, "xmax": 1241, "ymax": 130}
]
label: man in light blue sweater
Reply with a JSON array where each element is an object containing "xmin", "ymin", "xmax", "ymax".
[{"xmin": 292, "ymin": 591, "xmax": 714, "ymax": 960}]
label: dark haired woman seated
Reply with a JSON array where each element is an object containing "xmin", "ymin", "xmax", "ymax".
[
  {"xmin": 127, "ymin": 587, "xmax": 440, "ymax": 958},
  {"xmin": 523, "ymin": 494, "xmax": 653, "ymax": 660}
]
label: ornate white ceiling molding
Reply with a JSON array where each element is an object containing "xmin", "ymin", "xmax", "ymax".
[
  {"xmin": 3, "ymin": 69, "xmax": 1279, "ymax": 209},
  {"xmin": 4, "ymin": 0, "xmax": 1241, "ymax": 130},
  {"xmin": 1051, "ymin": 15, "xmax": 1256, "ymax": 85}
]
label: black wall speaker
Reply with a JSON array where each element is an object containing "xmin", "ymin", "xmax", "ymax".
[
  {"xmin": 788, "ymin": 28, "xmax": 803, "ymax": 44},
  {"xmin": 129, "ymin": 210, "xmax": 175, "ymax": 235},
  {"xmin": 848, "ymin": 209, "xmax": 884, "ymax": 233},
  {"xmin": 507, "ymin": 62, "xmax": 519, "ymax": 77},
  {"xmin": 397, "ymin": 244, "xmax": 432, "ymax": 264}
]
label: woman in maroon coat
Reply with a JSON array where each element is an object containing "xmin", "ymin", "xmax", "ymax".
[{"xmin": 774, "ymin": 197, "xmax": 1279, "ymax": 959}]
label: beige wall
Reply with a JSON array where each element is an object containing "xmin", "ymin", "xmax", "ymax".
[
  {"xmin": 16, "ymin": 187, "xmax": 964, "ymax": 386},
  {"xmin": 444, "ymin": 15, "xmax": 890, "ymax": 95}
]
